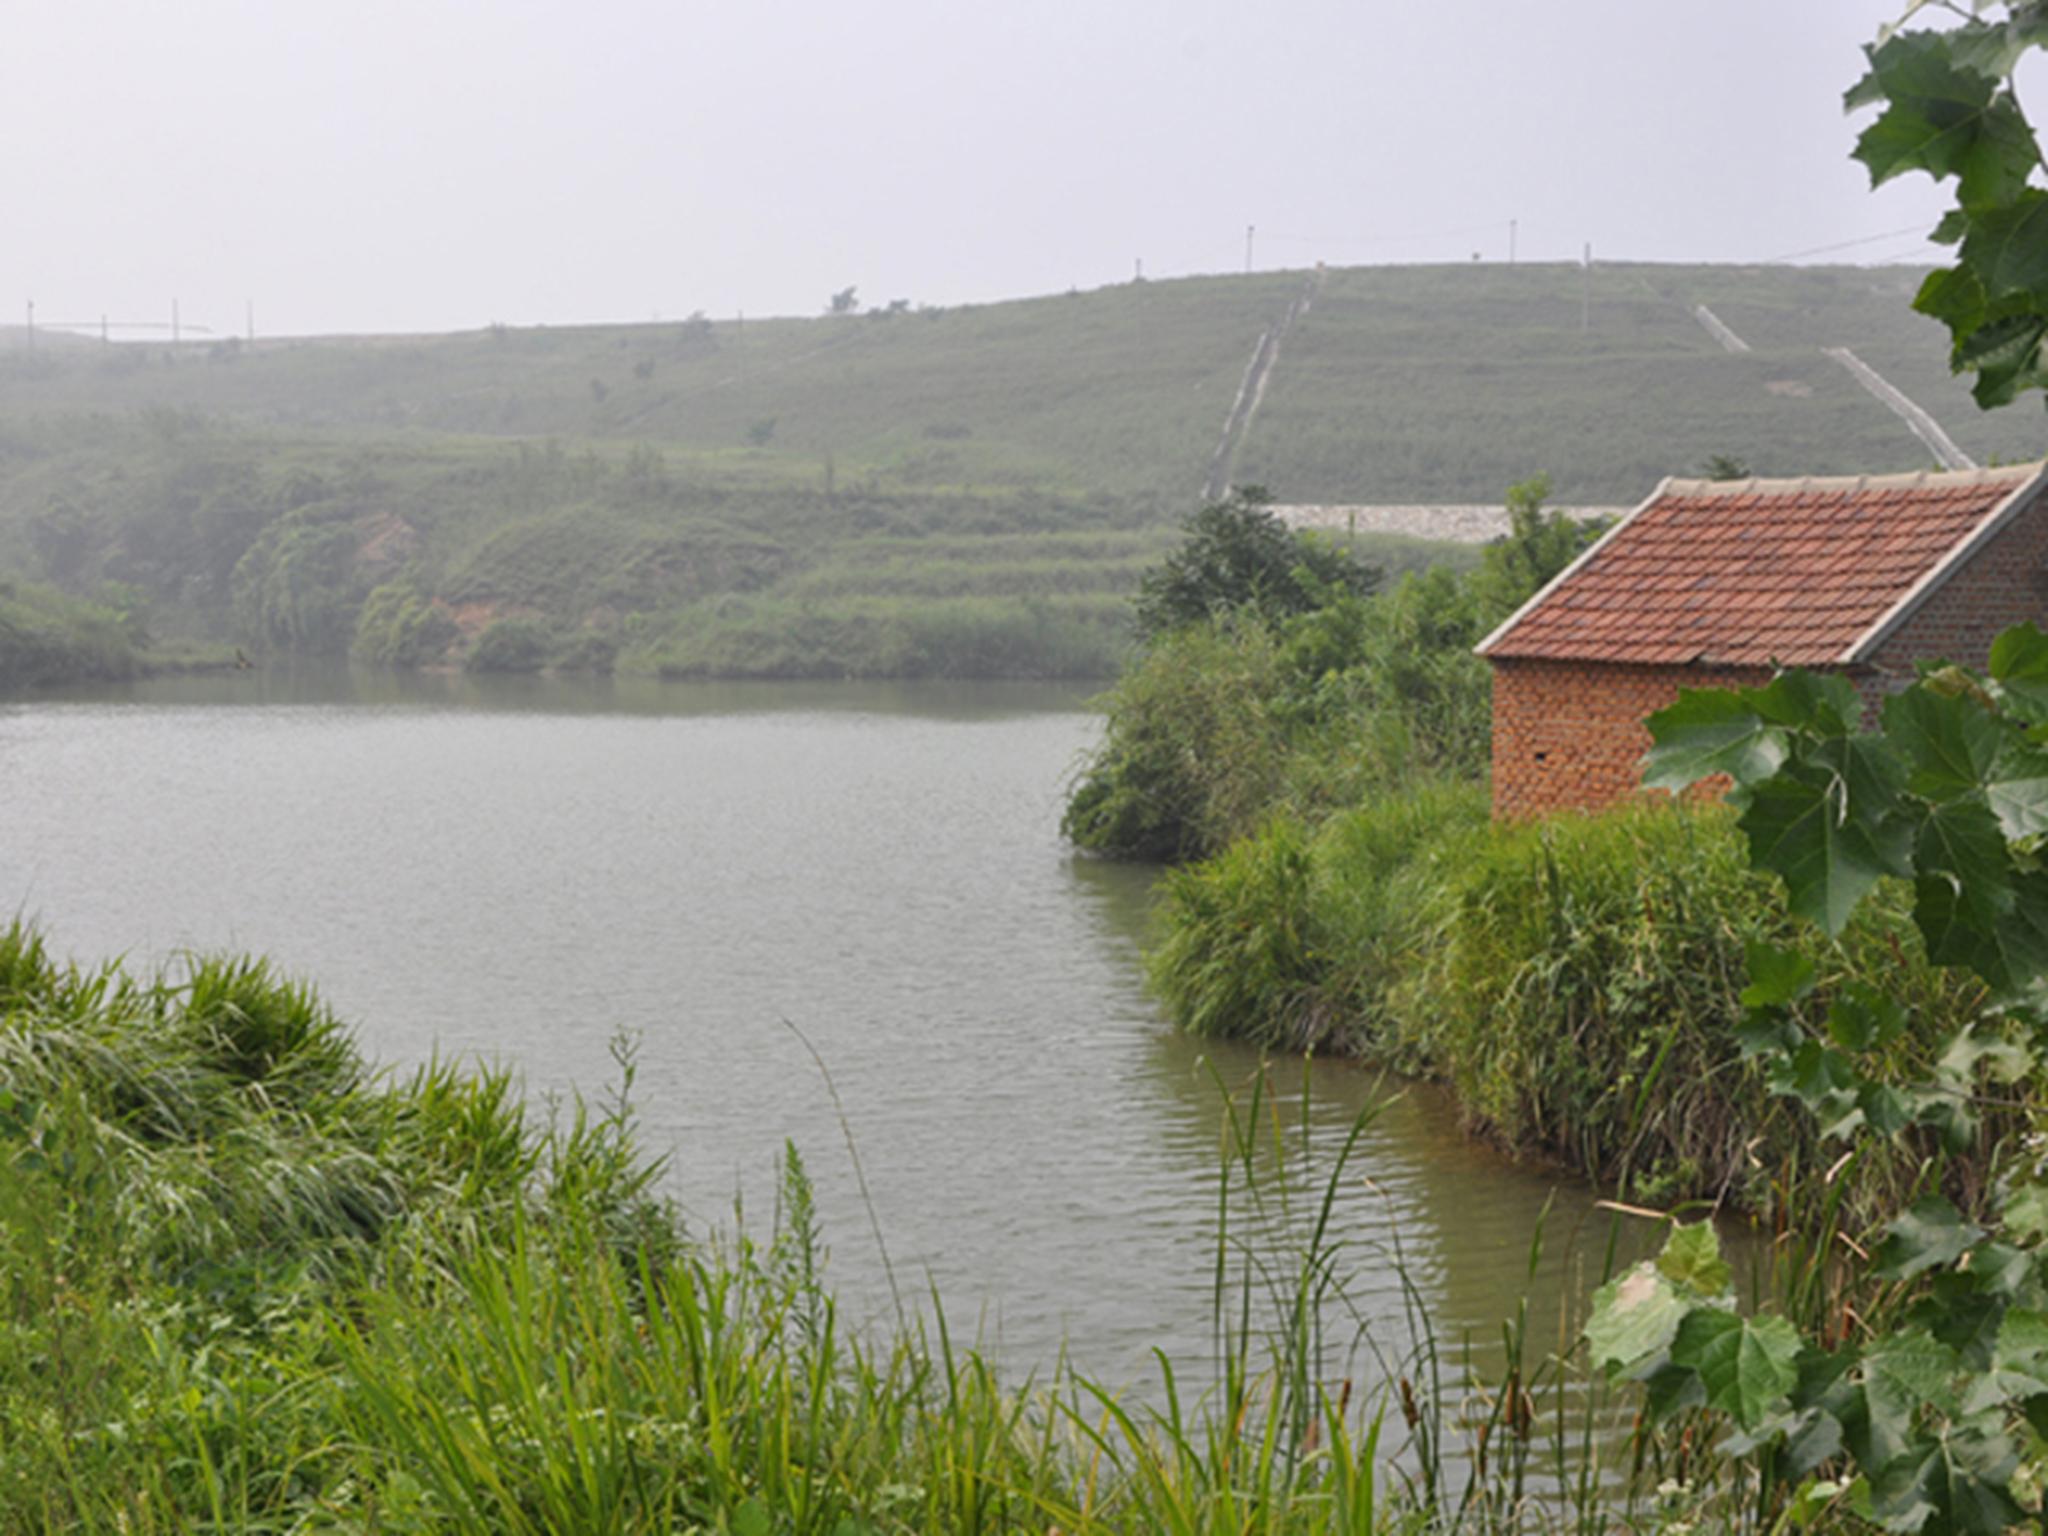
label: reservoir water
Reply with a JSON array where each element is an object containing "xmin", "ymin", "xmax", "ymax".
[{"xmin": 0, "ymin": 666, "xmax": 1645, "ymax": 1391}]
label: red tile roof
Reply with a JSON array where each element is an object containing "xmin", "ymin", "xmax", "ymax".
[{"xmin": 1476, "ymin": 465, "xmax": 2046, "ymax": 667}]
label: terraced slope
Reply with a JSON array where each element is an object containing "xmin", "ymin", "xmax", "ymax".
[{"xmin": 1231, "ymin": 263, "xmax": 2048, "ymax": 504}]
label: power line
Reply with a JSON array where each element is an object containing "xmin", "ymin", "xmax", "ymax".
[{"xmin": 1759, "ymin": 224, "xmax": 1934, "ymax": 262}]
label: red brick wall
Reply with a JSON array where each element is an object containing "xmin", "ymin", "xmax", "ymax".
[
  {"xmin": 1489, "ymin": 658, "xmax": 1774, "ymax": 819},
  {"xmin": 1868, "ymin": 488, "xmax": 2048, "ymax": 683},
  {"xmin": 1488, "ymin": 486, "xmax": 2048, "ymax": 819}
]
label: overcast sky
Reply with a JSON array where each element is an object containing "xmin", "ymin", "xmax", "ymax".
[{"xmin": 0, "ymin": 0, "xmax": 1972, "ymax": 338}]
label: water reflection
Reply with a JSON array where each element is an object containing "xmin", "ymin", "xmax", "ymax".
[{"xmin": 27, "ymin": 660, "xmax": 1102, "ymax": 722}]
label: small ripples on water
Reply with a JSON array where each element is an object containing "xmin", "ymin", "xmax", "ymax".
[{"xmin": 0, "ymin": 668, "xmax": 1664, "ymax": 1407}]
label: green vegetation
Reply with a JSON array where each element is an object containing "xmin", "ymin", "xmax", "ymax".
[
  {"xmin": 1063, "ymin": 478, "xmax": 1591, "ymax": 861},
  {"xmin": 0, "ymin": 258, "xmax": 2024, "ymax": 686},
  {"xmin": 1133, "ymin": 487, "xmax": 1380, "ymax": 640},
  {"xmin": 465, "ymin": 615, "xmax": 553, "ymax": 674},
  {"xmin": 0, "ymin": 920, "xmax": 1681, "ymax": 1534},
  {"xmin": 1149, "ymin": 794, "xmax": 1985, "ymax": 1218},
  {"xmin": 1570, "ymin": 630, "xmax": 2048, "ymax": 1534},
  {"xmin": 1847, "ymin": 2, "xmax": 2048, "ymax": 410},
  {"xmin": 0, "ymin": 578, "xmax": 145, "ymax": 686},
  {"xmin": 353, "ymin": 578, "xmax": 458, "ymax": 666}
]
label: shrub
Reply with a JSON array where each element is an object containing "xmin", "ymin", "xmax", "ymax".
[
  {"xmin": 465, "ymin": 617, "xmax": 553, "ymax": 673},
  {"xmin": 1062, "ymin": 620, "xmax": 1291, "ymax": 860},
  {"xmin": 0, "ymin": 582, "xmax": 142, "ymax": 687},
  {"xmin": 353, "ymin": 580, "xmax": 457, "ymax": 667},
  {"xmin": 1133, "ymin": 487, "xmax": 1378, "ymax": 642},
  {"xmin": 552, "ymin": 629, "xmax": 619, "ymax": 674},
  {"xmin": 1150, "ymin": 793, "xmax": 1981, "ymax": 1216}
]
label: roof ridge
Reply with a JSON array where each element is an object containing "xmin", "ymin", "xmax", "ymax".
[{"xmin": 1663, "ymin": 461, "xmax": 2041, "ymax": 496}]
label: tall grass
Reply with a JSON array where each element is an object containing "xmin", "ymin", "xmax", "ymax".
[
  {"xmin": 3, "ymin": 920, "xmax": 1778, "ymax": 1532},
  {"xmin": 1151, "ymin": 796, "xmax": 1990, "ymax": 1222}
]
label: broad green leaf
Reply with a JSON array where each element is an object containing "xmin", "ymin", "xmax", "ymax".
[
  {"xmin": 1772, "ymin": 1039, "xmax": 1857, "ymax": 1108},
  {"xmin": 1656, "ymin": 1221, "xmax": 1732, "ymax": 1298},
  {"xmin": 1859, "ymin": 1080, "xmax": 1918, "ymax": 1137},
  {"xmin": 1996, "ymin": 1307, "xmax": 2048, "ymax": 1371},
  {"xmin": 1923, "ymin": 1092, "xmax": 1982, "ymax": 1154},
  {"xmin": 1584, "ymin": 1262, "xmax": 1692, "ymax": 1376},
  {"xmin": 1851, "ymin": 30, "xmax": 2038, "ymax": 205},
  {"xmin": 1911, "ymin": 796, "xmax": 2022, "ymax": 980},
  {"xmin": 1826, "ymin": 979, "xmax": 1907, "ymax": 1051},
  {"xmin": 1670, "ymin": 1309, "xmax": 1801, "ymax": 1432},
  {"xmin": 1864, "ymin": 1334, "xmax": 1964, "ymax": 1469},
  {"xmin": 1918, "ymin": 260, "xmax": 1991, "ymax": 342},
  {"xmin": 1782, "ymin": 1408, "xmax": 1847, "ymax": 1482},
  {"xmin": 1814, "ymin": 730, "xmax": 1913, "ymax": 819},
  {"xmin": 1642, "ymin": 690, "xmax": 1786, "ymax": 797},
  {"xmin": 1983, "ymin": 740, "xmax": 2048, "ymax": 839},
  {"xmin": 1738, "ymin": 757, "xmax": 1911, "ymax": 936},
  {"xmin": 1734, "ymin": 1010, "xmax": 1802, "ymax": 1059},
  {"xmin": 1954, "ymin": 311, "xmax": 2048, "ymax": 385},
  {"xmin": 1644, "ymin": 1360, "xmax": 1707, "ymax": 1419},
  {"xmin": 1868, "ymin": 1429, "xmax": 2024, "ymax": 1536},
  {"xmin": 1742, "ymin": 670, "xmax": 1865, "ymax": 736},
  {"xmin": 1988, "ymin": 621, "xmax": 2048, "ymax": 724},
  {"xmin": 1884, "ymin": 685, "xmax": 2003, "ymax": 800},
  {"xmin": 1947, "ymin": 191, "xmax": 2048, "ymax": 405},
  {"xmin": 1961, "ymin": 1305, "xmax": 2048, "ymax": 1411},
  {"xmin": 1925, "ymin": 1280, "xmax": 2007, "ymax": 1369},
  {"xmin": 1940, "ymin": 1024, "xmax": 2037, "ymax": 1082},
  {"xmin": 1742, "ymin": 941, "xmax": 1818, "ymax": 1007},
  {"xmin": 1939, "ymin": 1027, "xmax": 2041, "ymax": 1105},
  {"xmin": 1957, "ymin": 187, "xmax": 2048, "ymax": 304},
  {"xmin": 2000, "ymin": 1181, "xmax": 2048, "ymax": 1240},
  {"xmin": 1874, "ymin": 1196, "xmax": 1984, "ymax": 1280}
]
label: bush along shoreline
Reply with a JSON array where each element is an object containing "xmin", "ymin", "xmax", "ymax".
[
  {"xmin": 1062, "ymin": 478, "xmax": 1590, "ymax": 862},
  {"xmin": 1145, "ymin": 794, "xmax": 1991, "ymax": 1222},
  {"xmin": 1075, "ymin": 479, "xmax": 2048, "ymax": 1523},
  {"xmin": 1072, "ymin": 487, "xmax": 2012, "ymax": 1228}
]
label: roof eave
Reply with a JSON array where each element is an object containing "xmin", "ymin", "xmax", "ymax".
[
  {"xmin": 1473, "ymin": 477, "xmax": 1675, "ymax": 658},
  {"xmin": 1841, "ymin": 460, "xmax": 2048, "ymax": 664}
]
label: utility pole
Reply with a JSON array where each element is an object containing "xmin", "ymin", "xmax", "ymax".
[
  {"xmin": 1509, "ymin": 218, "xmax": 1517, "ymax": 264},
  {"xmin": 24, "ymin": 299, "xmax": 32, "ymax": 353},
  {"xmin": 100, "ymin": 314, "xmax": 108, "ymax": 345},
  {"xmin": 172, "ymin": 298, "xmax": 180, "ymax": 346},
  {"xmin": 246, "ymin": 299, "xmax": 254, "ymax": 343},
  {"xmin": 1581, "ymin": 242, "xmax": 1592, "ymax": 333},
  {"xmin": 1134, "ymin": 257, "xmax": 1143, "ymax": 281},
  {"xmin": 1245, "ymin": 224, "xmax": 1255, "ymax": 274}
]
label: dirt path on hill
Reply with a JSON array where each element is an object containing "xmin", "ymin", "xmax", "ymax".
[
  {"xmin": 1201, "ymin": 269, "xmax": 1323, "ymax": 503},
  {"xmin": 1824, "ymin": 346, "xmax": 1976, "ymax": 471},
  {"xmin": 1692, "ymin": 304, "xmax": 1751, "ymax": 353}
]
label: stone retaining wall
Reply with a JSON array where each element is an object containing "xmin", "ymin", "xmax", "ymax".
[{"xmin": 1272, "ymin": 504, "xmax": 1628, "ymax": 545}]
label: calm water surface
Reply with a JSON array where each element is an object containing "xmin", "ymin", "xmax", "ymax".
[{"xmin": 0, "ymin": 666, "xmax": 1648, "ymax": 1387}]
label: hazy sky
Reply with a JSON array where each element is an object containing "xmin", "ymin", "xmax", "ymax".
[{"xmin": 2, "ymin": 0, "xmax": 1971, "ymax": 338}]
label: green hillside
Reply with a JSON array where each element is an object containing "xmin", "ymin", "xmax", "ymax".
[
  {"xmin": 1233, "ymin": 263, "xmax": 2048, "ymax": 503},
  {"xmin": 0, "ymin": 261, "xmax": 2035, "ymax": 681}
]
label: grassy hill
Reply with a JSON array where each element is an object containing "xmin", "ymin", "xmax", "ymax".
[
  {"xmin": 1233, "ymin": 263, "xmax": 2048, "ymax": 503},
  {"xmin": 0, "ymin": 261, "xmax": 2035, "ymax": 680}
]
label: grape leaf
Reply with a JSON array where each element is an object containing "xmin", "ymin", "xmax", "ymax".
[
  {"xmin": 1656, "ymin": 1222, "xmax": 1733, "ymax": 1298},
  {"xmin": 1670, "ymin": 1309, "xmax": 1801, "ymax": 1432},
  {"xmin": 1642, "ymin": 690, "xmax": 1786, "ymax": 799}
]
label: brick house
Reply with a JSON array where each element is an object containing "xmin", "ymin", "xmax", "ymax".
[{"xmin": 1474, "ymin": 462, "xmax": 2048, "ymax": 819}]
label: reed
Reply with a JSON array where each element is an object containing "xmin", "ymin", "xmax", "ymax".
[
  {"xmin": 1150, "ymin": 795, "xmax": 1989, "ymax": 1222},
  {"xmin": 0, "ymin": 920, "xmax": 1738, "ymax": 1533}
]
